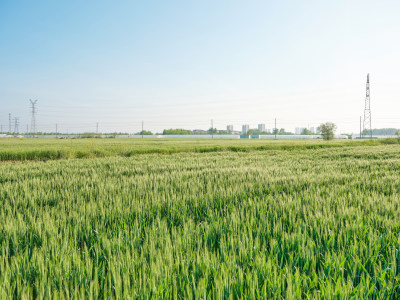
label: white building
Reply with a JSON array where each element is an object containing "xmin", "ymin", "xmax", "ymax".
[
  {"xmin": 310, "ymin": 127, "xmax": 320, "ymax": 134},
  {"xmin": 242, "ymin": 124, "xmax": 249, "ymax": 134},
  {"xmin": 258, "ymin": 124, "xmax": 265, "ymax": 132},
  {"xmin": 226, "ymin": 125, "xmax": 233, "ymax": 132},
  {"xmin": 295, "ymin": 127, "xmax": 306, "ymax": 135}
]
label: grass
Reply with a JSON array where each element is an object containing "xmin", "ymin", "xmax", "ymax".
[
  {"xmin": 0, "ymin": 139, "xmax": 400, "ymax": 298},
  {"xmin": 0, "ymin": 137, "xmax": 398, "ymax": 162}
]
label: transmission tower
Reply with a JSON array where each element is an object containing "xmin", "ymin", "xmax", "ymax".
[
  {"xmin": 362, "ymin": 74, "xmax": 372, "ymax": 137},
  {"xmin": 30, "ymin": 99, "xmax": 38, "ymax": 135},
  {"xmin": 8, "ymin": 113, "xmax": 11, "ymax": 133}
]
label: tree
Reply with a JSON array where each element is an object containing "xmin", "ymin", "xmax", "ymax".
[
  {"xmin": 163, "ymin": 128, "xmax": 192, "ymax": 135},
  {"xmin": 137, "ymin": 130, "xmax": 153, "ymax": 135},
  {"xmin": 319, "ymin": 122, "xmax": 337, "ymax": 140},
  {"xmin": 395, "ymin": 130, "xmax": 400, "ymax": 141},
  {"xmin": 247, "ymin": 129, "xmax": 260, "ymax": 135},
  {"xmin": 217, "ymin": 130, "xmax": 230, "ymax": 135},
  {"xmin": 301, "ymin": 128, "xmax": 313, "ymax": 135},
  {"xmin": 208, "ymin": 127, "xmax": 217, "ymax": 134}
]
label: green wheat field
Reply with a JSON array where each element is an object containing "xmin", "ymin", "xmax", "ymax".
[{"xmin": 1, "ymin": 138, "xmax": 400, "ymax": 298}]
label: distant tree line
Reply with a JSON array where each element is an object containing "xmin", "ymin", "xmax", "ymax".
[
  {"xmin": 162, "ymin": 128, "xmax": 192, "ymax": 135},
  {"xmin": 362, "ymin": 128, "xmax": 399, "ymax": 136},
  {"xmin": 13, "ymin": 124, "xmax": 400, "ymax": 139},
  {"xmin": 136, "ymin": 130, "xmax": 153, "ymax": 135},
  {"xmin": 301, "ymin": 128, "xmax": 315, "ymax": 135}
]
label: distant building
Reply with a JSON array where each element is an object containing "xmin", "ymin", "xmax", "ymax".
[
  {"xmin": 258, "ymin": 124, "xmax": 265, "ymax": 132},
  {"xmin": 295, "ymin": 127, "xmax": 306, "ymax": 135},
  {"xmin": 266, "ymin": 129, "xmax": 271, "ymax": 134},
  {"xmin": 242, "ymin": 124, "xmax": 249, "ymax": 134},
  {"xmin": 227, "ymin": 125, "xmax": 233, "ymax": 132},
  {"xmin": 309, "ymin": 127, "xmax": 321, "ymax": 134}
]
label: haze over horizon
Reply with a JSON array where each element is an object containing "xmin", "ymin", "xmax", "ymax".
[{"xmin": 1, "ymin": 0, "xmax": 400, "ymax": 134}]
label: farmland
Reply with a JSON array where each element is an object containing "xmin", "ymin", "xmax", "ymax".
[
  {"xmin": 0, "ymin": 137, "xmax": 396, "ymax": 162},
  {"xmin": 0, "ymin": 139, "xmax": 400, "ymax": 298}
]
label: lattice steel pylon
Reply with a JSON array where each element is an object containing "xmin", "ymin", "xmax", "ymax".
[
  {"xmin": 30, "ymin": 99, "xmax": 38, "ymax": 136},
  {"xmin": 363, "ymin": 74, "xmax": 372, "ymax": 138}
]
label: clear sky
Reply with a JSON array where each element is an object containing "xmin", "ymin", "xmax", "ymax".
[{"xmin": 1, "ymin": 0, "xmax": 399, "ymax": 134}]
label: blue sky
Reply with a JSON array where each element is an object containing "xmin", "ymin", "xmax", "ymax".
[{"xmin": 1, "ymin": 0, "xmax": 400, "ymax": 133}]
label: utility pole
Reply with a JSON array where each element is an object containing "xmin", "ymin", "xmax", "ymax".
[
  {"xmin": 362, "ymin": 74, "xmax": 372, "ymax": 138},
  {"xmin": 96, "ymin": 122, "xmax": 99, "ymax": 134},
  {"xmin": 0, "ymin": 125, "xmax": 2, "ymax": 133},
  {"xmin": 56, "ymin": 124, "xmax": 58, "ymax": 136},
  {"xmin": 8, "ymin": 113, "xmax": 11, "ymax": 133},
  {"xmin": 274, "ymin": 118, "xmax": 277, "ymax": 139},
  {"xmin": 359, "ymin": 116, "xmax": 362, "ymax": 139},
  {"xmin": 142, "ymin": 120, "xmax": 144, "ymax": 139},
  {"xmin": 211, "ymin": 119, "xmax": 214, "ymax": 139},
  {"xmin": 26, "ymin": 125, "xmax": 28, "ymax": 135},
  {"xmin": 30, "ymin": 99, "xmax": 38, "ymax": 136}
]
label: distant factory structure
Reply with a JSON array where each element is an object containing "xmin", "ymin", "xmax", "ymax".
[
  {"xmin": 226, "ymin": 124, "xmax": 319, "ymax": 135},
  {"xmin": 310, "ymin": 127, "xmax": 319, "ymax": 134},
  {"xmin": 226, "ymin": 123, "xmax": 272, "ymax": 134},
  {"xmin": 295, "ymin": 127, "xmax": 306, "ymax": 135},
  {"xmin": 242, "ymin": 124, "xmax": 249, "ymax": 134},
  {"xmin": 295, "ymin": 127, "xmax": 320, "ymax": 134}
]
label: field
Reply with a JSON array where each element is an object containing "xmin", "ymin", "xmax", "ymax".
[
  {"xmin": 0, "ymin": 137, "xmax": 396, "ymax": 161},
  {"xmin": 1, "ymin": 139, "xmax": 400, "ymax": 298}
]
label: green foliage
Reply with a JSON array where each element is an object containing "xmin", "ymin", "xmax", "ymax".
[
  {"xmin": 136, "ymin": 130, "xmax": 153, "ymax": 135},
  {"xmin": 370, "ymin": 128, "xmax": 399, "ymax": 135},
  {"xmin": 163, "ymin": 128, "xmax": 192, "ymax": 135},
  {"xmin": 270, "ymin": 128, "xmax": 291, "ymax": 135},
  {"xmin": 320, "ymin": 122, "xmax": 337, "ymax": 140},
  {"xmin": 0, "ymin": 140, "xmax": 400, "ymax": 298},
  {"xmin": 77, "ymin": 133, "xmax": 103, "ymax": 138},
  {"xmin": 0, "ymin": 138, "xmax": 397, "ymax": 162},
  {"xmin": 216, "ymin": 130, "xmax": 232, "ymax": 135},
  {"xmin": 301, "ymin": 128, "xmax": 313, "ymax": 135},
  {"xmin": 208, "ymin": 127, "xmax": 217, "ymax": 134}
]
